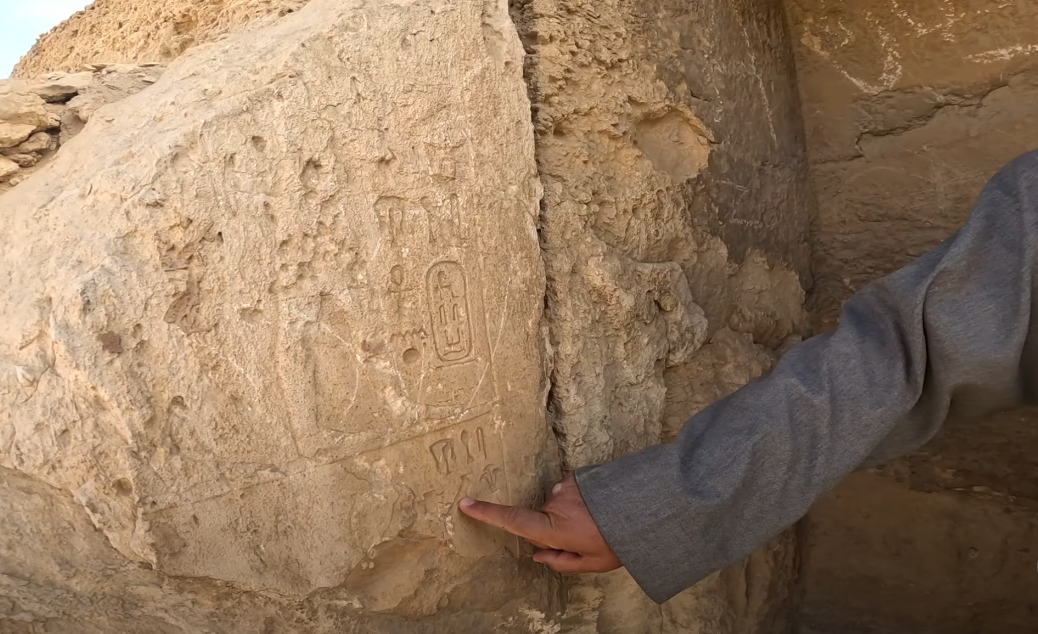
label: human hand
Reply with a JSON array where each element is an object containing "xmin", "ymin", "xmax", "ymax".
[{"xmin": 459, "ymin": 473, "xmax": 622, "ymax": 574}]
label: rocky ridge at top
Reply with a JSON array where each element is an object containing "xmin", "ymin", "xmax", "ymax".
[
  {"xmin": 0, "ymin": 64, "xmax": 164, "ymax": 193},
  {"xmin": 13, "ymin": 0, "xmax": 308, "ymax": 78}
]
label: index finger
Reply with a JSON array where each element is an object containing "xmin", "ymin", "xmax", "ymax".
[{"xmin": 459, "ymin": 497, "xmax": 553, "ymax": 543}]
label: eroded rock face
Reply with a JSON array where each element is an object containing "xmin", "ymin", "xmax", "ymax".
[
  {"xmin": 513, "ymin": 0, "xmax": 811, "ymax": 630},
  {"xmin": 1, "ymin": 0, "xmax": 558, "ymax": 630},
  {"xmin": 0, "ymin": 65, "xmax": 165, "ymax": 193},
  {"xmin": 13, "ymin": 0, "xmax": 310, "ymax": 78}
]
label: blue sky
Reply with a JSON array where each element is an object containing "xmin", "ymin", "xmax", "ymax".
[{"xmin": 1, "ymin": 1, "xmax": 92, "ymax": 78}]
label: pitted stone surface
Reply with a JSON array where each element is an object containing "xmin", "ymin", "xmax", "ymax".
[{"xmin": 1, "ymin": 0, "xmax": 558, "ymax": 630}]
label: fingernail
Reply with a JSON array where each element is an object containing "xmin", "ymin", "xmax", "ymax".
[
  {"xmin": 552, "ymin": 483, "xmax": 563, "ymax": 494},
  {"xmin": 459, "ymin": 497, "xmax": 475, "ymax": 508}
]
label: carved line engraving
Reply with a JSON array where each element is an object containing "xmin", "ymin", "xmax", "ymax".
[
  {"xmin": 430, "ymin": 438, "xmax": 459, "ymax": 475},
  {"xmin": 374, "ymin": 196, "xmax": 415, "ymax": 247},
  {"xmin": 387, "ymin": 264, "xmax": 408, "ymax": 317},
  {"xmin": 428, "ymin": 425, "xmax": 492, "ymax": 478},
  {"xmin": 420, "ymin": 194, "xmax": 465, "ymax": 247},
  {"xmin": 427, "ymin": 261, "xmax": 472, "ymax": 362},
  {"xmin": 480, "ymin": 465, "xmax": 503, "ymax": 493},
  {"xmin": 152, "ymin": 417, "xmax": 505, "ymax": 515},
  {"xmin": 460, "ymin": 427, "xmax": 486, "ymax": 464}
]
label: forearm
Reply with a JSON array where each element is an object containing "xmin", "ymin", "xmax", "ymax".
[{"xmin": 577, "ymin": 149, "xmax": 1038, "ymax": 603}]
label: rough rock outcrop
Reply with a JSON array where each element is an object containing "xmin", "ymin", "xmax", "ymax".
[
  {"xmin": 14, "ymin": 0, "xmax": 309, "ymax": 78},
  {"xmin": 0, "ymin": 64, "xmax": 164, "ymax": 192},
  {"xmin": 1, "ymin": 0, "xmax": 560, "ymax": 631},
  {"xmin": 514, "ymin": 0, "xmax": 811, "ymax": 630}
]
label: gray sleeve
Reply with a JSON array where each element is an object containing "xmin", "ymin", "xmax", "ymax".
[{"xmin": 575, "ymin": 149, "xmax": 1038, "ymax": 604}]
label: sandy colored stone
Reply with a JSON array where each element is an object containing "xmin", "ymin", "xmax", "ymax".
[
  {"xmin": 65, "ymin": 65, "xmax": 165, "ymax": 123},
  {"xmin": 4, "ymin": 154, "xmax": 37, "ymax": 168},
  {"xmin": 0, "ymin": 91, "xmax": 60, "ymax": 131},
  {"xmin": 802, "ymin": 472, "xmax": 1038, "ymax": 633},
  {"xmin": 0, "ymin": 156, "xmax": 19, "ymax": 180},
  {"xmin": 14, "ymin": 0, "xmax": 311, "ymax": 77},
  {"xmin": 59, "ymin": 109, "xmax": 87, "ymax": 145},
  {"xmin": 14, "ymin": 131, "xmax": 54, "ymax": 154},
  {"xmin": 0, "ymin": 69, "xmax": 163, "ymax": 195},
  {"xmin": 513, "ymin": 0, "xmax": 811, "ymax": 630},
  {"xmin": 0, "ymin": 122, "xmax": 36, "ymax": 148},
  {"xmin": 24, "ymin": 0, "xmax": 1038, "ymax": 631},
  {"xmin": 30, "ymin": 72, "xmax": 96, "ymax": 103},
  {"xmin": 786, "ymin": 0, "xmax": 1038, "ymax": 328},
  {"xmin": 1, "ymin": 0, "xmax": 558, "ymax": 630},
  {"xmin": 785, "ymin": 2, "xmax": 1038, "ymax": 631},
  {"xmin": 0, "ymin": 90, "xmax": 59, "ymax": 148}
]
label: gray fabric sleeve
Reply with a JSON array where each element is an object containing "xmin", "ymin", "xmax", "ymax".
[{"xmin": 575, "ymin": 148, "xmax": 1038, "ymax": 604}]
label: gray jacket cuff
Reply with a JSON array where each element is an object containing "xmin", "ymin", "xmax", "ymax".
[{"xmin": 576, "ymin": 447, "xmax": 703, "ymax": 604}]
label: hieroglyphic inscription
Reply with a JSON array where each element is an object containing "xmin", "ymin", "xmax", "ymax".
[
  {"xmin": 421, "ymin": 194, "xmax": 465, "ymax": 247},
  {"xmin": 429, "ymin": 438, "xmax": 458, "ymax": 475},
  {"xmin": 460, "ymin": 427, "xmax": 486, "ymax": 463},
  {"xmin": 480, "ymin": 465, "xmax": 503, "ymax": 493},
  {"xmin": 374, "ymin": 196, "xmax": 414, "ymax": 247},
  {"xmin": 427, "ymin": 261, "xmax": 472, "ymax": 362},
  {"xmin": 387, "ymin": 264, "xmax": 407, "ymax": 316},
  {"xmin": 424, "ymin": 144, "xmax": 459, "ymax": 182},
  {"xmin": 429, "ymin": 426, "xmax": 487, "ymax": 475},
  {"xmin": 374, "ymin": 414, "xmax": 510, "ymax": 557}
]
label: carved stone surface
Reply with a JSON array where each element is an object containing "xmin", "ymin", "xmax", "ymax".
[{"xmin": 0, "ymin": 0, "xmax": 558, "ymax": 630}]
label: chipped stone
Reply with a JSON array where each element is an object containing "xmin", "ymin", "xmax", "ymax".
[
  {"xmin": 0, "ymin": 122, "xmax": 36, "ymax": 148},
  {"xmin": 0, "ymin": 156, "xmax": 20, "ymax": 180},
  {"xmin": 16, "ymin": 131, "xmax": 53, "ymax": 154},
  {"xmin": 29, "ymin": 71, "xmax": 94, "ymax": 103},
  {"xmin": 0, "ymin": 68, "xmax": 163, "ymax": 193},
  {"xmin": 5, "ymin": 154, "xmax": 38, "ymax": 168},
  {"xmin": 0, "ymin": 91, "xmax": 60, "ymax": 131}
]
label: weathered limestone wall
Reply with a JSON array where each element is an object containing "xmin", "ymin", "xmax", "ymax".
[
  {"xmin": 1, "ymin": 0, "xmax": 563, "ymax": 631},
  {"xmin": 13, "ymin": 0, "xmax": 308, "ymax": 78},
  {"xmin": 786, "ymin": 1, "xmax": 1038, "ymax": 631},
  {"xmin": 786, "ymin": 0, "xmax": 1038, "ymax": 327},
  {"xmin": 0, "ymin": 64, "xmax": 164, "ymax": 193},
  {"xmin": 5, "ymin": 0, "xmax": 818, "ymax": 632},
  {"xmin": 513, "ymin": 0, "xmax": 812, "ymax": 630}
]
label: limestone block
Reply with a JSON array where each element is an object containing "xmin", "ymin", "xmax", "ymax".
[
  {"xmin": 513, "ymin": 0, "xmax": 812, "ymax": 629},
  {"xmin": 14, "ymin": 131, "xmax": 54, "ymax": 154},
  {"xmin": 65, "ymin": 65, "xmax": 165, "ymax": 123},
  {"xmin": 1, "ymin": 0, "xmax": 555, "ymax": 629},
  {"xmin": 4, "ymin": 153, "xmax": 37, "ymax": 168},
  {"xmin": 0, "ymin": 156, "xmax": 19, "ymax": 180},
  {"xmin": 0, "ymin": 91, "xmax": 60, "ymax": 133},
  {"xmin": 0, "ymin": 122, "xmax": 35, "ymax": 148},
  {"xmin": 0, "ymin": 68, "xmax": 166, "ymax": 196},
  {"xmin": 787, "ymin": 0, "xmax": 1038, "ymax": 326},
  {"xmin": 30, "ymin": 71, "xmax": 96, "ymax": 102}
]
